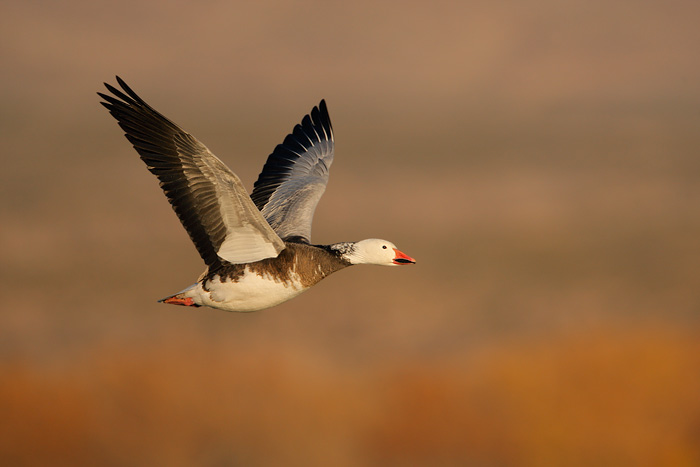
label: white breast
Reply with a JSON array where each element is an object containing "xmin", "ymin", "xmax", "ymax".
[{"xmin": 191, "ymin": 267, "xmax": 309, "ymax": 312}]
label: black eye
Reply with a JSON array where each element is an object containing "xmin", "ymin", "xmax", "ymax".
[{"xmin": 382, "ymin": 245, "xmax": 387, "ymax": 249}]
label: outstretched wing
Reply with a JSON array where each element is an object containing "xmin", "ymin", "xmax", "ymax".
[
  {"xmin": 98, "ymin": 76, "xmax": 285, "ymax": 268},
  {"xmin": 250, "ymin": 100, "xmax": 334, "ymax": 243}
]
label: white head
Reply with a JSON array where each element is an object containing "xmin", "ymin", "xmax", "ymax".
[{"xmin": 339, "ymin": 239, "xmax": 416, "ymax": 266}]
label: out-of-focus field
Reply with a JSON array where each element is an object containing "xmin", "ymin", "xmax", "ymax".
[{"xmin": 2, "ymin": 1, "xmax": 700, "ymax": 465}]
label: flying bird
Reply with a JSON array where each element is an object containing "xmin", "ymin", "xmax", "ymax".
[{"xmin": 98, "ymin": 77, "xmax": 415, "ymax": 312}]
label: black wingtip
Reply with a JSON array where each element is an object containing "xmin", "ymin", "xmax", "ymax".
[
  {"xmin": 115, "ymin": 76, "xmax": 134, "ymax": 97},
  {"xmin": 315, "ymin": 99, "xmax": 333, "ymax": 139},
  {"xmin": 318, "ymin": 99, "xmax": 328, "ymax": 117}
]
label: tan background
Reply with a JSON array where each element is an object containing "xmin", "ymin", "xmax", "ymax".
[{"xmin": 2, "ymin": 1, "xmax": 700, "ymax": 465}]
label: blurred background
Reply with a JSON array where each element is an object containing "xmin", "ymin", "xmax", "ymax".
[{"xmin": 2, "ymin": 0, "xmax": 700, "ymax": 465}]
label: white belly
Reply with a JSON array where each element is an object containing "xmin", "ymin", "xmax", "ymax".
[{"xmin": 189, "ymin": 269, "xmax": 309, "ymax": 312}]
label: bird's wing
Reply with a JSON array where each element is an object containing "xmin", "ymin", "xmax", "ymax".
[
  {"xmin": 98, "ymin": 76, "xmax": 285, "ymax": 267},
  {"xmin": 250, "ymin": 100, "xmax": 334, "ymax": 243}
]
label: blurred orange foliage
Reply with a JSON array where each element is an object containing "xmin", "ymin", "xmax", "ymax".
[{"xmin": 1, "ymin": 326, "xmax": 698, "ymax": 466}]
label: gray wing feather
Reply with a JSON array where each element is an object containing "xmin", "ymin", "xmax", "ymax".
[
  {"xmin": 250, "ymin": 100, "xmax": 334, "ymax": 243},
  {"xmin": 99, "ymin": 77, "xmax": 285, "ymax": 267}
]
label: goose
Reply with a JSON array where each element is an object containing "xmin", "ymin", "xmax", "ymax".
[{"xmin": 98, "ymin": 77, "xmax": 415, "ymax": 312}]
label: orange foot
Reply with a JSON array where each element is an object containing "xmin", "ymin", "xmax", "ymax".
[{"xmin": 160, "ymin": 296, "xmax": 200, "ymax": 307}]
